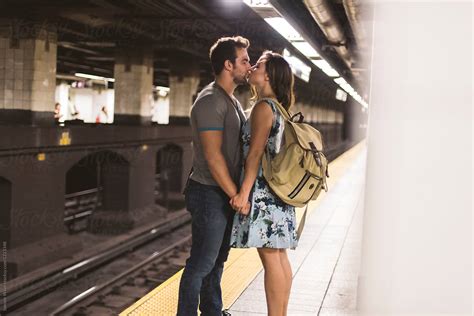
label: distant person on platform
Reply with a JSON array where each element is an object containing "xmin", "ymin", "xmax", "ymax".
[
  {"xmin": 95, "ymin": 106, "xmax": 109, "ymax": 123},
  {"xmin": 177, "ymin": 36, "xmax": 251, "ymax": 316},
  {"xmin": 54, "ymin": 102, "xmax": 63, "ymax": 122}
]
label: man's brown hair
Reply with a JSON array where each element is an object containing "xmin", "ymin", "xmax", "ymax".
[{"xmin": 209, "ymin": 36, "xmax": 250, "ymax": 75}]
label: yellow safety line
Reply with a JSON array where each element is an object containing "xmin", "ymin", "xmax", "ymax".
[{"xmin": 120, "ymin": 141, "xmax": 366, "ymax": 316}]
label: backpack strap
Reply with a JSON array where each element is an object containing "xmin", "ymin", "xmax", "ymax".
[
  {"xmin": 258, "ymin": 98, "xmax": 291, "ymax": 121},
  {"xmin": 296, "ymin": 204, "xmax": 309, "ymax": 240},
  {"xmin": 309, "ymin": 142, "xmax": 322, "ymax": 167},
  {"xmin": 309, "ymin": 142, "xmax": 328, "ymax": 191},
  {"xmin": 258, "ymin": 98, "xmax": 284, "ymax": 181}
]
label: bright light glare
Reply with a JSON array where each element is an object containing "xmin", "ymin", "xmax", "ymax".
[
  {"xmin": 243, "ymin": 0, "xmax": 271, "ymax": 7},
  {"xmin": 291, "ymin": 42, "xmax": 319, "ymax": 58},
  {"xmin": 155, "ymin": 86, "xmax": 170, "ymax": 92},
  {"xmin": 155, "ymin": 86, "xmax": 170, "ymax": 97},
  {"xmin": 340, "ymin": 83, "xmax": 355, "ymax": 93},
  {"xmin": 264, "ymin": 17, "xmax": 303, "ymax": 41},
  {"xmin": 333, "ymin": 77, "xmax": 368, "ymax": 107},
  {"xmin": 334, "ymin": 77, "xmax": 348, "ymax": 85},
  {"xmin": 283, "ymin": 49, "xmax": 311, "ymax": 82},
  {"xmin": 336, "ymin": 88, "xmax": 348, "ymax": 101},
  {"xmin": 250, "ymin": 4, "xmax": 368, "ymax": 108},
  {"xmin": 312, "ymin": 60, "xmax": 339, "ymax": 77},
  {"xmin": 75, "ymin": 73, "xmax": 114, "ymax": 82}
]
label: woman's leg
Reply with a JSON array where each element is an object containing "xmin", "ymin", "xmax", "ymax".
[
  {"xmin": 257, "ymin": 248, "xmax": 286, "ymax": 316},
  {"xmin": 279, "ymin": 249, "xmax": 292, "ymax": 316}
]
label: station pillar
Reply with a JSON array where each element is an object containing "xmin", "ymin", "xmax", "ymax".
[
  {"xmin": 113, "ymin": 46, "xmax": 154, "ymax": 125},
  {"xmin": 0, "ymin": 25, "xmax": 57, "ymax": 125},
  {"xmin": 168, "ymin": 52, "xmax": 200, "ymax": 124},
  {"xmin": 86, "ymin": 147, "xmax": 165, "ymax": 235},
  {"xmin": 358, "ymin": 2, "xmax": 471, "ymax": 314},
  {"xmin": 0, "ymin": 154, "xmax": 82, "ymax": 281}
]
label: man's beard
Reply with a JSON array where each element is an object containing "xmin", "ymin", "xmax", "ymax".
[{"xmin": 233, "ymin": 74, "xmax": 248, "ymax": 85}]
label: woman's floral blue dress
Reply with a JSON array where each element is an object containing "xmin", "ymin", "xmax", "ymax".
[{"xmin": 230, "ymin": 99, "xmax": 298, "ymax": 249}]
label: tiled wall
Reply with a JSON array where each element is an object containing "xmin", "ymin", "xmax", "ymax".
[
  {"xmin": 168, "ymin": 74, "xmax": 200, "ymax": 117},
  {"xmin": 114, "ymin": 53, "xmax": 153, "ymax": 116},
  {"xmin": 0, "ymin": 29, "xmax": 57, "ymax": 112}
]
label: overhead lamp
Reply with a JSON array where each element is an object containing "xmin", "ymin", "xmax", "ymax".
[
  {"xmin": 75, "ymin": 72, "xmax": 115, "ymax": 82},
  {"xmin": 312, "ymin": 60, "xmax": 339, "ymax": 77},
  {"xmin": 335, "ymin": 89, "xmax": 347, "ymax": 102},
  {"xmin": 348, "ymin": 90, "xmax": 359, "ymax": 96},
  {"xmin": 264, "ymin": 17, "xmax": 303, "ymax": 42},
  {"xmin": 243, "ymin": 0, "xmax": 271, "ymax": 7},
  {"xmin": 334, "ymin": 77, "xmax": 348, "ymax": 85},
  {"xmin": 155, "ymin": 86, "xmax": 170, "ymax": 97},
  {"xmin": 155, "ymin": 86, "xmax": 170, "ymax": 92},
  {"xmin": 340, "ymin": 83, "xmax": 355, "ymax": 93},
  {"xmin": 291, "ymin": 42, "xmax": 319, "ymax": 58},
  {"xmin": 283, "ymin": 49, "xmax": 311, "ymax": 82},
  {"xmin": 157, "ymin": 91, "xmax": 167, "ymax": 97},
  {"xmin": 245, "ymin": 1, "xmax": 368, "ymax": 108}
]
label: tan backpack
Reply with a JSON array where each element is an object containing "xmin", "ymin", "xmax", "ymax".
[{"xmin": 261, "ymin": 98, "xmax": 329, "ymax": 209}]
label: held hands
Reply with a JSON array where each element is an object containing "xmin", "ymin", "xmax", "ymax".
[{"xmin": 230, "ymin": 191, "xmax": 251, "ymax": 216}]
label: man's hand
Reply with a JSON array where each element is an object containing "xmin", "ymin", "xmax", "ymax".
[
  {"xmin": 230, "ymin": 192, "xmax": 251, "ymax": 216},
  {"xmin": 240, "ymin": 202, "xmax": 251, "ymax": 216}
]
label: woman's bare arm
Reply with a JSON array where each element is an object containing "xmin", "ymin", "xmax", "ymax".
[{"xmin": 230, "ymin": 101, "xmax": 273, "ymax": 212}]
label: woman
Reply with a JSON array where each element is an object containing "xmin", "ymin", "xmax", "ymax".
[{"xmin": 230, "ymin": 51, "xmax": 298, "ymax": 316}]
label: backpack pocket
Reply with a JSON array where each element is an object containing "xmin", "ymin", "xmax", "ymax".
[{"xmin": 287, "ymin": 171, "xmax": 322, "ymax": 203}]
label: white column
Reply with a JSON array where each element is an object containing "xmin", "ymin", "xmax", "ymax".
[{"xmin": 358, "ymin": 2, "xmax": 472, "ymax": 315}]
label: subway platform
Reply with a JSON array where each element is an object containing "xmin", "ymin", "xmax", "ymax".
[{"xmin": 121, "ymin": 141, "xmax": 366, "ymax": 315}]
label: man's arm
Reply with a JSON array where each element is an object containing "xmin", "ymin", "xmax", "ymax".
[{"xmin": 200, "ymin": 130, "xmax": 238, "ymax": 198}]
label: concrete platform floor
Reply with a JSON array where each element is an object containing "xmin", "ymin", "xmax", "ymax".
[{"xmin": 229, "ymin": 145, "xmax": 366, "ymax": 315}]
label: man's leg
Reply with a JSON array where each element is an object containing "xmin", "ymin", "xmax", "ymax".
[
  {"xmin": 177, "ymin": 181, "xmax": 230, "ymax": 316},
  {"xmin": 199, "ymin": 210, "xmax": 233, "ymax": 314}
]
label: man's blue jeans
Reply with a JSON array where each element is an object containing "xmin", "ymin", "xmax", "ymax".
[{"xmin": 177, "ymin": 179, "xmax": 233, "ymax": 316}]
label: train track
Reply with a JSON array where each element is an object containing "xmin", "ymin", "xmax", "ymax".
[
  {"xmin": 5, "ymin": 211, "xmax": 191, "ymax": 316},
  {"xmin": 50, "ymin": 235, "xmax": 191, "ymax": 316}
]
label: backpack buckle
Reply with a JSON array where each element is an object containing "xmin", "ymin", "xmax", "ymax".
[{"xmin": 290, "ymin": 112, "xmax": 304, "ymax": 123}]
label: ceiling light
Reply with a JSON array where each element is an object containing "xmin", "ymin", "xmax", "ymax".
[
  {"xmin": 312, "ymin": 60, "xmax": 339, "ymax": 77},
  {"xmin": 334, "ymin": 77, "xmax": 348, "ymax": 85},
  {"xmin": 75, "ymin": 73, "xmax": 114, "ymax": 82},
  {"xmin": 291, "ymin": 42, "xmax": 319, "ymax": 58},
  {"xmin": 264, "ymin": 17, "xmax": 303, "ymax": 42},
  {"xmin": 336, "ymin": 89, "xmax": 347, "ymax": 102},
  {"xmin": 283, "ymin": 49, "xmax": 311, "ymax": 82},
  {"xmin": 243, "ymin": 0, "xmax": 271, "ymax": 7}
]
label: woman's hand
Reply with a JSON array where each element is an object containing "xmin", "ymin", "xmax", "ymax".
[{"xmin": 230, "ymin": 192, "xmax": 251, "ymax": 216}]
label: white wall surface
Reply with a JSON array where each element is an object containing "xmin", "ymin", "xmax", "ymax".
[{"xmin": 358, "ymin": 1, "xmax": 472, "ymax": 315}]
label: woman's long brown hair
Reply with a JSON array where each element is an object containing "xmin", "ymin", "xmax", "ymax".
[{"xmin": 250, "ymin": 50, "xmax": 295, "ymax": 111}]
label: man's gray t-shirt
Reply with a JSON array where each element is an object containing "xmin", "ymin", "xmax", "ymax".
[{"xmin": 189, "ymin": 82, "xmax": 246, "ymax": 186}]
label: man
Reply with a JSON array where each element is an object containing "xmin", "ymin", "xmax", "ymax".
[{"xmin": 177, "ymin": 36, "xmax": 251, "ymax": 316}]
